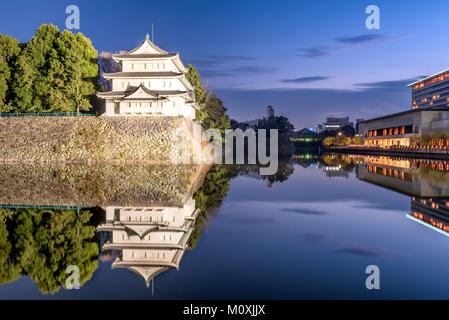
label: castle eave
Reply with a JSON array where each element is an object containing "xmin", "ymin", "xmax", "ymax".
[
  {"xmin": 112, "ymin": 53, "xmax": 177, "ymax": 60},
  {"xmin": 102, "ymin": 72, "xmax": 183, "ymax": 79}
]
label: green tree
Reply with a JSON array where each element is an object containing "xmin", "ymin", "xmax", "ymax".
[
  {"xmin": 188, "ymin": 165, "xmax": 233, "ymax": 249},
  {"xmin": 0, "ymin": 34, "xmax": 21, "ymax": 112},
  {"xmin": 0, "ymin": 208, "xmax": 99, "ymax": 294},
  {"xmin": 185, "ymin": 65, "xmax": 231, "ymax": 132},
  {"xmin": 47, "ymin": 31, "xmax": 98, "ymax": 113},
  {"xmin": 13, "ymin": 24, "xmax": 60, "ymax": 112},
  {"xmin": 12, "ymin": 24, "xmax": 98, "ymax": 113},
  {"xmin": 186, "ymin": 65, "xmax": 206, "ymax": 106},
  {"xmin": 323, "ymin": 136, "xmax": 336, "ymax": 146}
]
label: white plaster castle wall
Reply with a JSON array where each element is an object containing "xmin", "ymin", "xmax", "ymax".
[
  {"xmin": 121, "ymin": 248, "xmax": 178, "ymax": 262},
  {"xmin": 112, "ymin": 78, "xmax": 185, "ymax": 91},
  {"xmin": 121, "ymin": 59, "xmax": 178, "ymax": 73},
  {"xmin": 105, "ymin": 203, "xmax": 197, "ymax": 228},
  {"xmin": 112, "ymin": 229, "xmax": 185, "ymax": 245}
]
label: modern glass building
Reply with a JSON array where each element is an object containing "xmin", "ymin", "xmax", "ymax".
[{"xmin": 408, "ymin": 69, "xmax": 449, "ymax": 109}]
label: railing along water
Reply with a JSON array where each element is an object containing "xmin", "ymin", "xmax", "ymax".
[{"xmin": 0, "ymin": 112, "xmax": 96, "ymax": 117}]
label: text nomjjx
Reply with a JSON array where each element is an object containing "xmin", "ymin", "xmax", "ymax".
[{"xmin": 171, "ymin": 128, "xmax": 279, "ymax": 176}]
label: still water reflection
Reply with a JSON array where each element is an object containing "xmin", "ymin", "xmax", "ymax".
[{"xmin": 1, "ymin": 154, "xmax": 449, "ymax": 299}]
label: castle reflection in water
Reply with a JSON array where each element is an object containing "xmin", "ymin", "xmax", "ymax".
[
  {"xmin": 2, "ymin": 154, "xmax": 449, "ymax": 291},
  {"xmin": 97, "ymin": 200, "xmax": 198, "ymax": 287}
]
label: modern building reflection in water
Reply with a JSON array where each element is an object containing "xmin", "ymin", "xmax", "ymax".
[
  {"xmin": 355, "ymin": 155, "xmax": 449, "ymax": 236},
  {"xmin": 356, "ymin": 156, "xmax": 449, "ymax": 197}
]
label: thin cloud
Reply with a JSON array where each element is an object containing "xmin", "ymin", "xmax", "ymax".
[
  {"xmin": 334, "ymin": 34, "xmax": 385, "ymax": 44},
  {"xmin": 281, "ymin": 208, "xmax": 328, "ymax": 215},
  {"xmin": 302, "ymin": 233, "xmax": 328, "ymax": 243},
  {"xmin": 298, "ymin": 46, "xmax": 331, "ymax": 58},
  {"xmin": 354, "ymin": 77, "xmax": 421, "ymax": 91},
  {"xmin": 201, "ymin": 65, "xmax": 277, "ymax": 78},
  {"xmin": 230, "ymin": 66, "xmax": 278, "ymax": 74},
  {"xmin": 335, "ymin": 247, "xmax": 384, "ymax": 257},
  {"xmin": 187, "ymin": 54, "xmax": 255, "ymax": 67},
  {"xmin": 335, "ymin": 244, "xmax": 409, "ymax": 258},
  {"xmin": 281, "ymin": 76, "xmax": 329, "ymax": 84},
  {"xmin": 298, "ymin": 33, "xmax": 413, "ymax": 59}
]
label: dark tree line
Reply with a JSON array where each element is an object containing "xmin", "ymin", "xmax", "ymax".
[{"xmin": 0, "ymin": 208, "xmax": 99, "ymax": 294}]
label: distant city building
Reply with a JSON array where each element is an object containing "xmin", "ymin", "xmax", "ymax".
[
  {"xmin": 244, "ymin": 119, "xmax": 259, "ymax": 128},
  {"xmin": 408, "ymin": 69, "xmax": 449, "ymax": 109},
  {"xmin": 360, "ymin": 67, "xmax": 449, "ymax": 148},
  {"xmin": 355, "ymin": 118, "xmax": 364, "ymax": 135},
  {"xmin": 315, "ymin": 116, "xmax": 353, "ymax": 133},
  {"xmin": 290, "ymin": 128, "xmax": 320, "ymax": 143},
  {"xmin": 266, "ymin": 105, "xmax": 275, "ymax": 118}
]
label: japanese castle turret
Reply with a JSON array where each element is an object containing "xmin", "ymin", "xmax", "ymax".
[{"xmin": 97, "ymin": 34, "xmax": 197, "ymax": 118}]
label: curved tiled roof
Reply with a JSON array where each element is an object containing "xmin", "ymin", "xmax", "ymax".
[
  {"xmin": 112, "ymin": 53, "xmax": 177, "ymax": 59},
  {"xmin": 102, "ymin": 71, "xmax": 183, "ymax": 78}
]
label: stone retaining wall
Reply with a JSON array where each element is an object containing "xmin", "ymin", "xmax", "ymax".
[{"xmin": 0, "ymin": 116, "xmax": 192, "ymax": 163}]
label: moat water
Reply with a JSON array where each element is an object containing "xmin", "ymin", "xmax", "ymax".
[{"xmin": 1, "ymin": 154, "xmax": 449, "ymax": 299}]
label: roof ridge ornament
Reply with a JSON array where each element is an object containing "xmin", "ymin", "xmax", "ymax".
[{"xmin": 146, "ymin": 33, "xmax": 150, "ymax": 41}]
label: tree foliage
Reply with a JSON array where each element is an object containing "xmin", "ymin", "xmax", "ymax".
[
  {"xmin": 0, "ymin": 208, "xmax": 99, "ymax": 294},
  {"xmin": 5, "ymin": 24, "xmax": 99, "ymax": 113},
  {"xmin": 257, "ymin": 115, "xmax": 295, "ymax": 135},
  {"xmin": 0, "ymin": 34, "xmax": 21, "ymax": 112},
  {"xmin": 185, "ymin": 65, "xmax": 231, "ymax": 132},
  {"xmin": 188, "ymin": 165, "xmax": 233, "ymax": 249}
]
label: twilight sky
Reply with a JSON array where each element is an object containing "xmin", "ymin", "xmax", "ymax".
[{"xmin": 1, "ymin": 0, "xmax": 448, "ymax": 129}]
